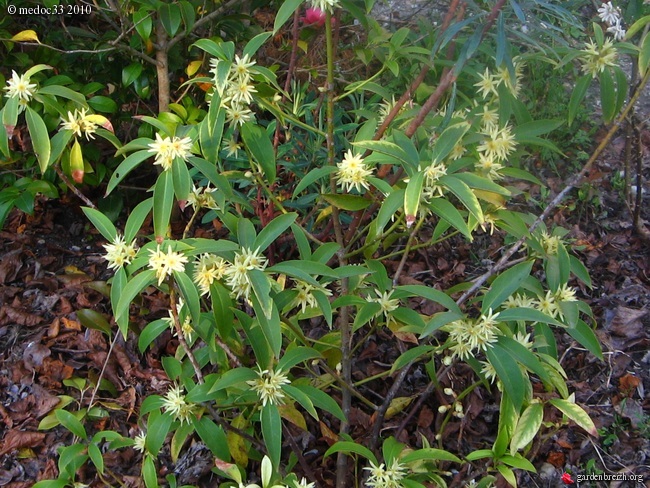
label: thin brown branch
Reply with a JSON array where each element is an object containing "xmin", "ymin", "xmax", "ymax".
[{"xmin": 54, "ymin": 166, "xmax": 97, "ymax": 209}]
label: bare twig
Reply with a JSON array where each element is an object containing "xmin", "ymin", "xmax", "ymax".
[{"xmin": 54, "ymin": 166, "xmax": 97, "ymax": 209}]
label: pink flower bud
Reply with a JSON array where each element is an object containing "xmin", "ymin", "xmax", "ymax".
[{"xmin": 303, "ymin": 7, "xmax": 326, "ymax": 27}]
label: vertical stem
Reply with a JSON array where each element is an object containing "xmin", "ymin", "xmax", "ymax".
[
  {"xmin": 155, "ymin": 17, "xmax": 170, "ymax": 113},
  {"xmin": 322, "ymin": 8, "xmax": 351, "ymax": 488}
]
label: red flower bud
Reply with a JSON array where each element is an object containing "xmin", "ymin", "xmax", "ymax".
[{"xmin": 303, "ymin": 7, "xmax": 326, "ymax": 27}]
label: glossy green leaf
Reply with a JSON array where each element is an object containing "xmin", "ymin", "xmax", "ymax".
[
  {"xmin": 498, "ymin": 307, "xmax": 565, "ymax": 327},
  {"xmin": 510, "ymin": 402, "xmax": 543, "ymax": 453},
  {"xmin": 241, "ymin": 122, "xmax": 276, "ymax": 184},
  {"xmin": 133, "ymin": 9, "xmax": 153, "ymax": 40},
  {"xmin": 261, "ymin": 403, "xmax": 281, "ymax": 469},
  {"xmin": 640, "ymin": 31, "xmax": 650, "ymax": 75},
  {"xmin": 37, "ymin": 85, "xmax": 87, "ymax": 105},
  {"xmin": 568, "ymin": 75, "xmax": 591, "ymax": 126},
  {"xmin": 599, "ymin": 69, "xmax": 615, "ymax": 123},
  {"xmin": 88, "ymin": 96, "xmax": 117, "ymax": 113},
  {"xmin": 278, "ymin": 346, "xmax": 321, "ymax": 372},
  {"xmin": 322, "ymin": 193, "xmax": 371, "ymax": 211},
  {"xmin": 404, "ymin": 170, "xmax": 424, "ymax": 226},
  {"xmin": 153, "ymin": 170, "xmax": 174, "ymax": 241},
  {"xmin": 401, "ymin": 448, "xmax": 462, "ymax": 464},
  {"xmin": 179, "ymin": 0, "xmax": 196, "ymax": 32},
  {"xmin": 138, "ymin": 319, "xmax": 169, "ymax": 353},
  {"xmin": 82, "ymin": 206, "xmax": 117, "ymax": 241},
  {"xmin": 55, "ymin": 409, "xmax": 87, "ymax": 439},
  {"xmin": 254, "ymin": 213, "xmax": 297, "ymax": 252},
  {"xmin": 252, "ymin": 294, "xmax": 282, "ymax": 358},
  {"xmin": 295, "ymin": 384, "xmax": 346, "ymax": 422},
  {"xmin": 486, "ymin": 344, "xmax": 526, "ymax": 411},
  {"xmin": 249, "ymin": 269, "xmax": 273, "ymax": 319},
  {"xmin": 116, "ymin": 269, "xmax": 156, "ymax": 337},
  {"xmin": 122, "ymin": 63, "xmax": 143, "ymax": 88},
  {"xmin": 395, "ymin": 285, "xmax": 461, "ymax": 314},
  {"xmin": 549, "ymin": 398, "xmax": 598, "ymax": 436},
  {"xmin": 274, "ymin": 0, "xmax": 303, "ymax": 33},
  {"xmin": 25, "ymin": 107, "xmax": 51, "ymax": 173},
  {"xmin": 566, "ymin": 320, "xmax": 603, "ymax": 360},
  {"xmin": 124, "ymin": 197, "xmax": 153, "ymax": 242},
  {"xmin": 431, "ymin": 122, "xmax": 470, "ymax": 164},
  {"xmin": 352, "ymin": 139, "xmax": 411, "ymax": 166},
  {"xmin": 440, "ymin": 174, "xmax": 483, "ymax": 224},
  {"xmin": 496, "ymin": 464, "xmax": 517, "ymax": 487},
  {"xmin": 160, "ymin": 3, "xmax": 182, "ymax": 36},
  {"xmin": 106, "ymin": 150, "xmax": 152, "ymax": 195},
  {"xmin": 500, "ymin": 454, "xmax": 536, "ymax": 471},
  {"xmin": 482, "ymin": 261, "xmax": 533, "ymax": 314},
  {"xmin": 193, "ymin": 417, "xmax": 230, "ymax": 460},
  {"xmin": 142, "ymin": 454, "xmax": 158, "ymax": 488},
  {"xmin": 208, "ymin": 367, "xmax": 257, "ymax": 393},
  {"xmin": 427, "ymin": 197, "xmax": 472, "ymax": 240},
  {"xmin": 77, "ymin": 309, "xmax": 112, "ymax": 336},
  {"xmin": 293, "ymin": 166, "xmax": 337, "ymax": 197},
  {"xmin": 324, "ymin": 441, "xmax": 378, "ymax": 465},
  {"xmin": 88, "ymin": 442, "xmax": 104, "ymax": 474},
  {"xmin": 146, "ymin": 411, "xmax": 174, "ymax": 455},
  {"xmin": 174, "ymin": 270, "xmax": 200, "ymax": 326}
]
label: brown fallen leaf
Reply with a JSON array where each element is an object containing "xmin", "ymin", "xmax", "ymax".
[
  {"xmin": 0, "ymin": 430, "xmax": 46, "ymax": 456},
  {"xmin": 0, "ymin": 305, "xmax": 43, "ymax": 327},
  {"xmin": 0, "ymin": 249, "xmax": 23, "ymax": 284}
]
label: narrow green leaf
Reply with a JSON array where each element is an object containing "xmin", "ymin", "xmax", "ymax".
[
  {"xmin": 241, "ymin": 122, "xmax": 276, "ymax": 184},
  {"xmin": 243, "ymin": 32, "xmax": 273, "ymax": 58},
  {"xmin": 482, "ymin": 261, "xmax": 533, "ymax": 313},
  {"xmin": 510, "ymin": 402, "xmax": 543, "ymax": 453},
  {"xmin": 87, "ymin": 96, "xmax": 117, "ymax": 114},
  {"xmin": 278, "ymin": 346, "xmax": 321, "ymax": 372},
  {"xmin": 500, "ymin": 454, "xmax": 536, "ymax": 471},
  {"xmin": 124, "ymin": 198, "xmax": 153, "ymax": 242},
  {"xmin": 253, "ymin": 296, "xmax": 282, "ymax": 358},
  {"xmin": 261, "ymin": 404, "xmax": 282, "ymax": 469},
  {"xmin": 599, "ymin": 69, "xmax": 616, "ymax": 123},
  {"xmin": 549, "ymin": 398, "xmax": 598, "ymax": 436},
  {"xmin": 324, "ymin": 441, "xmax": 378, "ymax": 465},
  {"xmin": 431, "ymin": 123, "xmax": 470, "ymax": 164},
  {"xmin": 400, "ymin": 448, "xmax": 462, "ymax": 464},
  {"xmin": 567, "ymin": 320, "xmax": 603, "ymax": 360},
  {"xmin": 322, "ymin": 193, "xmax": 371, "ymax": 211},
  {"xmin": 404, "ymin": 171, "xmax": 424, "ymax": 226},
  {"xmin": 440, "ymin": 175, "xmax": 483, "ymax": 224},
  {"xmin": 639, "ymin": 31, "xmax": 650, "ymax": 75},
  {"xmin": 568, "ymin": 75, "xmax": 591, "ymax": 126},
  {"xmin": 25, "ymin": 107, "xmax": 51, "ymax": 173},
  {"xmin": 174, "ymin": 270, "xmax": 200, "ymax": 326},
  {"xmin": 486, "ymin": 344, "xmax": 526, "ymax": 411},
  {"xmin": 193, "ymin": 417, "xmax": 230, "ymax": 460},
  {"xmin": 146, "ymin": 411, "xmax": 174, "ymax": 455},
  {"xmin": 426, "ymin": 198, "xmax": 471, "ymax": 240},
  {"xmin": 88, "ymin": 442, "xmax": 104, "ymax": 474},
  {"xmin": 142, "ymin": 454, "xmax": 158, "ymax": 488},
  {"xmin": 138, "ymin": 319, "xmax": 169, "ymax": 353},
  {"xmin": 293, "ymin": 166, "xmax": 337, "ymax": 197},
  {"xmin": 249, "ymin": 269, "xmax": 273, "ymax": 319},
  {"xmin": 254, "ymin": 213, "xmax": 297, "ymax": 252},
  {"xmin": 295, "ymin": 384, "xmax": 346, "ymax": 422},
  {"xmin": 82, "ymin": 206, "xmax": 117, "ymax": 242},
  {"xmin": 55, "ymin": 409, "xmax": 87, "ymax": 439},
  {"xmin": 274, "ymin": 0, "xmax": 303, "ymax": 33},
  {"xmin": 282, "ymin": 384, "xmax": 318, "ymax": 420},
  {"xmin": 116, "ymin": 269, "xmax": 156, "ymax": 337},
  {"xmin": 496, "ymin": 464, "xmax": 517, "ymax": 487},
  {"xmin": 36, "ymin": 85, "xmax": 87, "ymax": 105},
  {"xmin": 106, "ymin": 150, "xmax": 152, "ymax": 195},
  {"xmin": 179, "ymin": 0, "xmax": 196, "ymax": 32},
  {"xmin": 498, "ymin": 307, "xmax": 565, "ymax": 327},
  {"xmin": 208, "ymin": 367, "xmax": 257, "ymax": 393},
  {"xmin": 352, "ymin": 140, "xmax": 410, "ymax": 166},
  {"xmin": 77, "ymin": 309, "xmax": 112, "ymax": 336},
  {"xmin": 153, "ymin": 170, "xmax": 174, "ymax": 241}
]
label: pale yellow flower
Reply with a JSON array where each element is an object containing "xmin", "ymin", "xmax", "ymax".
[
  {"xmin": 581, "ymin": 39, "xmax": 617, "ymax": 78},
  {"xmin": 246, "ymin": 367, "xmax": 291, "ymax": 407},
  {"xmin": 336, "ymin": 150, "xmax": 373, "ymax": 193},
  {"xmin": 366, "ymin": 289, "xmax": 399, "ymax": 320},
  {"xmin": 103, "ymin": 234, "xmax": 138, "ymax": 270},
  {"xmin": 193, "ymin": 253, "xmax": 228, "ymax": 295},
  {"xmin": 161, "ymin": 384, "xmax": 197, "ymax": 424},
  {"xmin": 474, "ymin": 68, "xmax": 499, "ymax": 99},
  {"xmin": 148, "ymin": 244, "xmax": 189, "ymax": 285},
  {"xmin": 60, "ymin": 108, "xmax": 98, "ymax": 140},
  {"xmin": 3, "ymin": 70, "xmax": 37, "ymax": 103},
  {"xmin": 148, "ymin": 133, "xmax": 192, "ymax": 171}
]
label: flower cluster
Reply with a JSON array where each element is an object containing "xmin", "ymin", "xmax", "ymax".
[
  {"xmin": 447, "ymin": 310, "xmax": 500, "ymax": 360},
  {"xmin": 161, "ymin": 384, "xmax": 198, "ymax": 424},
  {"xmin": 291, "ymin": 280, "xmax": 319, "ymax": 313},
  {"xmin": 476, "ymin": 124, "xmax": 516, "ymax": 180},
  {"xmin": 147, "ymin": 133, "xmax": 193, "ymax": 171},
  {"xmin": 364, "ymin": 459, "xmax": 407, "ymax": 488},
  {"xmin": 193, "ymin": 253, "xmax": 228, "ymax": 296},
  {"xmin": 366, "ymin": 289, "xmax": 399, "ymax": 321},
  {"xmin": 336, "ymin": 150, "xmax": 374, "ymax": 193},
  {"xmin": 60, "ymin": 108, "xmax": 98, "ymax": 140},
  {"xmin": 148, "ymin": 244, "xmax": 189, "ymax": 285},
  {"xmin": 422, "ymin": 161, "xmax": 447, "ymax": 200},
  {"xmin": 211, "ymin": 53, "xmax": 257, "ymax": 128},
  {"xmin": 474, "ymin": 59, "xmax": 524, "ymax": 99},
  {"xmin": 225, "ymin": 247, "xmax": 268, "ymax": 301},
  {"xmin": 103, "ymin": 234, "xmax": 138, "ymax": 270},
  {"xmin": 597, "ymin": 1, "xmax": 625, "ymax": 41},
  {"xmin": 3, "ymin": 71, "xmax": 37, "ymax": 112},
  {"xmin": 187, "ymin": 184, "xmax": 219, "ymax": 211},
  {"xmin": 580, "ymin": 39, "xmax": 618, "ymax": 78},
  {"xmin": 247, "ymin": 367, "xmax": 291, "ymax": 407}
]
